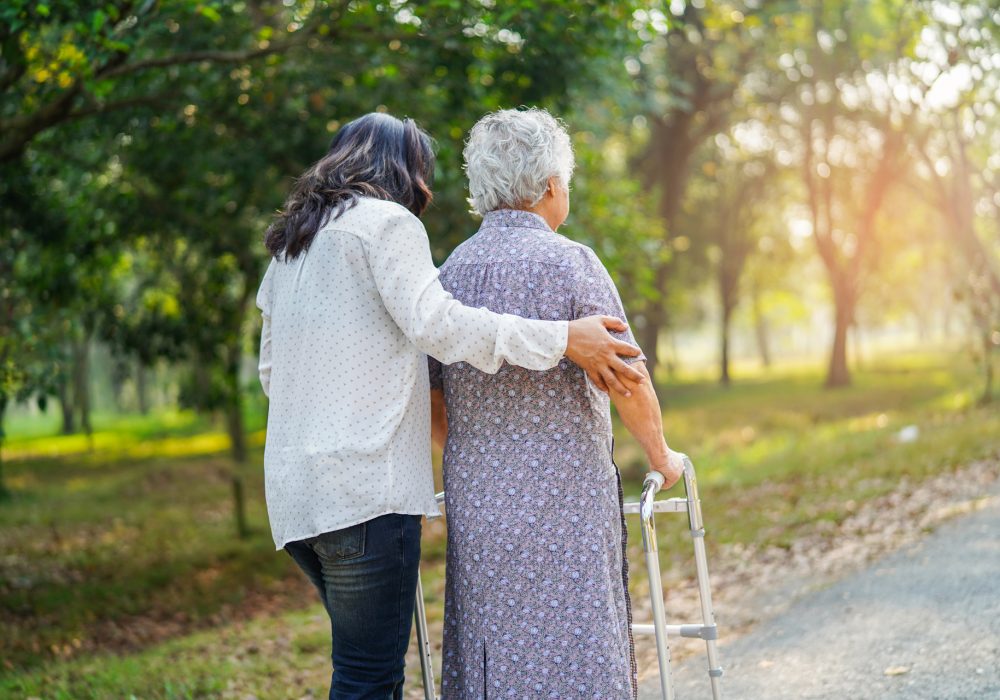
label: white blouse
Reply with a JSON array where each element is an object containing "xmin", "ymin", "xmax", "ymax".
[{"xmin": 256, "ymin": 197, "xmax": 568, "ymax": 549}]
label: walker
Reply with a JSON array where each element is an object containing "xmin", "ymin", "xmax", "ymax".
[{"xmin": 413, "ymin": 454, "xmax": 723, "ymax": 699}]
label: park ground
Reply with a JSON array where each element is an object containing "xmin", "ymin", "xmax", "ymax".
[
  {"xmin": 642, "ymin": 461, "xmax": 1000, "ymax": 699},
  {"xmin": 1, "ymin": 349, "xmax": 998, "ymax": 699}
]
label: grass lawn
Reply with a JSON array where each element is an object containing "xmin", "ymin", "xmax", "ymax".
[{"xmin": 1, "ymin": 349, "xmax": 997, "ymax": 698}]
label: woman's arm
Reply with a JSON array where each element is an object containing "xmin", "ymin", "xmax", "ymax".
[
  {"xmin": 255, "ymin": 260, "xmax": 275, "ymax": 397},
  {"xmin": 364, "ymin": 207, "xmax": 643, "ymax": 395},
  {"xmin": 258, "ymin": 313, "xmax": 272, "ymax": 397},
  {"xmin": 568, "ymin": 245, "xmax": 682, "ymax": 485},
  {"xmin": 609, "ymin": 361, "xmax": 684, "ymax": 488},
  {"xmin": 430, "ymin": 389, "xmax": 448, "ymax": 449}
]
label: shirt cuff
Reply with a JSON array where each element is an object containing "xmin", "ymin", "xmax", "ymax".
[{"xmin": 495, "ymin": 316, "xmax": 568, "ymax": 371}]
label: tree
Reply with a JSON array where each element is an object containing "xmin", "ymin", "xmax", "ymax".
[
  {"xmin": 2, "ymin": 0, "xmax": 644, "ymax": 519},
  {"xmin": 629, "ymin": 1, "xmax": 774, "ymax": 378},
  {"xmin": 0, "ymin": 157, "xmax": 80, "ymax": 494},
  {"xmin": 763, "ymin": 0, "xmax": 923, "ymax": 387},
  {"xmin": 906, "ymin": 0, "xmax": 1000, "ymax": 401},
  {"xmin": 567, "ymin": 121, "xmax": 668, "ymax": 339},
  {"xmin": 683, "ymin": 139, "xmax": 776, "ymax": 385},
  {"xmin": 0, "ymin": 1, "xmax": 342, "ymax": 164}
]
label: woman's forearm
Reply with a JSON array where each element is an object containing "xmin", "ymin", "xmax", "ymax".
[
  {"xmin": 431, "ymin": 389, "xmax": 448, "ymax": 449},
  {"xmin": 609, "ymin": 362, "xmax": 677, "ymax": 481}
]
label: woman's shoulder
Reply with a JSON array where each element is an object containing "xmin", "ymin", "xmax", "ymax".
[
  {"xmin": 327, "ymin": 196, "xmax": 422, "ymax": 232},
  {"xmin": 445, "ymin": 226, "xmax": 602, "ymax": 272},
  {"xmin": 354, "ymin": 196, "xmax": 420, "ymax": 222},
  {"xmin": 547, "ymin": 232, "xmax": 605, "ymax": 270}
]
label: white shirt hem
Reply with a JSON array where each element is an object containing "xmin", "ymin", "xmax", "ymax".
[{"xmin": 274, "ymin": 506, "xmax": 442, "ymax": 551}]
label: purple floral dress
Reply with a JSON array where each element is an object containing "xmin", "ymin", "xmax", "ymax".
[{"xmin": 429, "ymin": 209, "xmax": 642, "ymax": 699}]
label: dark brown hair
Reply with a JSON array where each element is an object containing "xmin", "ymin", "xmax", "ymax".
[{"xmin": 265, "ymin": 113, "xmax": 435, "ymax": 259}]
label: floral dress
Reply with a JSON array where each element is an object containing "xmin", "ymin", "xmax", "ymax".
[{"xmin": 429, "ymin": 209, "xmax": 642, "ymax": 699}]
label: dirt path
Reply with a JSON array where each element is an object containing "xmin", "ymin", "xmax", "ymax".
[{"xmin": 633, "ymin": 457, "xmax": 1000, "ymax": 699}]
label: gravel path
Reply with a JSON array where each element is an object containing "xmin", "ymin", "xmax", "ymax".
[{"xmin": 638, "ymin": 480, "xmax": 1000, "ymax": 700}]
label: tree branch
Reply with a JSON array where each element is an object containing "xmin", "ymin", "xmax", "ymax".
[
  {"xmin": 0, "ymin": 5, "xmax": 332, "ymax": 165},
  {"xmin": 65, "ymin": 93, "xmax": 174, "ymax": 122},
  {"xmin": 98, "ymin": 37, "xmax": 307, "ymax": 80}
]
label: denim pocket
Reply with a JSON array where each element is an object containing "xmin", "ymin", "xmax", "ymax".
[{"xmin": 310, "ymin": 523, "xmax": 366, "ymax": 562}]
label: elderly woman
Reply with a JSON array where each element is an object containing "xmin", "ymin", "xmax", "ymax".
[{"xmin": 429, "ymin": 109, "xmax": 686, "ymax": 698}]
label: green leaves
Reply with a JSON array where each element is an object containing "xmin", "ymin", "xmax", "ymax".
[{"xmin": 196, "ymin": 5, "xmax": 222, "ymax": 23}]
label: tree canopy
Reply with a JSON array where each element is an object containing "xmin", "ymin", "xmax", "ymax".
[{"xmin": 2, "ymin": 0, "xmax": 998, "ymax": 493}]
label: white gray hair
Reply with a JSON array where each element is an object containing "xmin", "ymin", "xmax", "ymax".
[{"xmin": 463, "ymin": 108, "xmax": 575, "ymax": 216}]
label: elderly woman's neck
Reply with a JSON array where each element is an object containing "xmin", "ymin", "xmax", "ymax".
[{"xmin": 511, "ymin": 203, "xmax": 561, "ymax": 232}]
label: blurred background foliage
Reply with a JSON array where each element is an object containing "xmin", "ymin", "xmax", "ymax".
[{"xmin": 0, "ymin": 1, "xmax": 998, "ymax": 695}]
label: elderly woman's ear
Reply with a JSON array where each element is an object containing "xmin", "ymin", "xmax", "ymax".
[{"xmin": 531, "ymin": 176, "xmax": 570, "ymax": 231}]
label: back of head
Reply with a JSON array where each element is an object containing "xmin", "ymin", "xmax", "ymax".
[
  {"xmin": 265, "ymin": 112, "xmax": 435, "ymax": 259},
  {"xmin": 463, "ymin": 108, "xmax": 575, "ymax": 216}
]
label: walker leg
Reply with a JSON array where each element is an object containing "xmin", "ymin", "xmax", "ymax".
[
  {"xmin": 640, "ymin": 477, "xmax": 675, "ymax": 700},
  {"xmin": 682, "ymin": 457, "xmax": 723, "ymax": 699},
  {"xmin": 414, "ymin": 571, "xmax": 437, "ymax": 700}
]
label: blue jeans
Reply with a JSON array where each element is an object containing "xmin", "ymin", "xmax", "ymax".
[{"xmin": 285, "ymin": 513, "xmax": 422, "ymax": 700}]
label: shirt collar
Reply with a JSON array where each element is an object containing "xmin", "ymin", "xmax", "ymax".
[{"xmin": 481, "ymin": 209, "xmax": 552, "ymax": 232}]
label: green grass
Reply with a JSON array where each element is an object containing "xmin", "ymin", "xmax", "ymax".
[
  {"xmin": 3, "ymin": 405, "xmax": 267, "ymax": 462},
  {"xmin": 0, "ymin": 607, "xmax": 335, "ymax": 700},
  {"xmin": 0, "ymin": 349, "xmax": 997, "ymax": 697},
  {"xmin": 0, "ymin": 422, "xmax": 297, "ymax": 676},
  {"xmin": 614, "ymin": 351, "xmax": 999, "ymax": 579}
]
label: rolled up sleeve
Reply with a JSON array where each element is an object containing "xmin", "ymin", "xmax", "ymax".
[
  {"xmin": 571, "ymin": 247, "xmax": 645, "ymax": 364},
  {"xmin": 255, "ymin": 259, "xmax": 275, "ymax": 396},
  {"xmin": 365, "ymin": 208, "xmax": 568, "ymax": 373}
]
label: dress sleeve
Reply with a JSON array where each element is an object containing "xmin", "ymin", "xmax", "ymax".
[
  {"xmin": 571, "ymin": 247, "xmax": 645, "ymax": 364},
  {"xmin": 364, "ymin": 207, "xmax": 569, "ymax": 373},
  {"xmin": 428, "ymin": 356, "xmax": 444, "ymax": 392},
  {"xmin": 255, "ymin": 259, "xmax": 275, "ymax": 397}
]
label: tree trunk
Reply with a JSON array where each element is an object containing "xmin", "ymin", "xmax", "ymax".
[
  {"xmin": 136, "ymin": 360, "xmax": 149, "ymax": 415},
  {"xmin": 719, "ymin": 311, "xmax": 731, "ymax": 387},
  {"xmin": 58, "ymin": 374, "xmax": 75, "ymax": 435},
  {"xmin": 638, "ymin": 315, "xmax": 662, "ymax": 386},
  {"xmin": 719, "ymin": 280, "xmax": 736, "ymax": 387},
  {"xmin": 638, "ymin": 262, "xmax": 671, "ymax": 383},
  {"xmin": 640, "ymin": 106, "xmax": 706, "ymax": 385},
  {"xmin": 224, "ymin": 345, "xmax": 248, "ymax": 465},
  {"xmin": 225, "ymin": 395, "xmax": 248, "ymax": 464},
  {"xmin": 71, "ymin": 333, "xmax": 93, "ymax": 438},
  {"xmin": 980, "ymin": 328, "xmax": 995, "ymax": 406},
  {"xmin": 719, "ymin": 256, "xmax": 742, "ymax": 387},
  {"xmin": 109, "ymin": 356, "xmax": 128, "ymax": 412},
  {"xmin": 826, "ymin": 286, "xmax": 853, "ymax": 388},
  {"xmin": 224, "ymin": 342, "xmax": 249, "ymax": 538},
  {"xmin": 851, "ymin": 323, "xmax": 864, "ymax": 372},
  {"xmin": 0, "ymin": 394, "xmax": 8, "ymax": 499},
  {"xmin": 751, "ymin": 287, "xmax": 772, "ymax": 368}
]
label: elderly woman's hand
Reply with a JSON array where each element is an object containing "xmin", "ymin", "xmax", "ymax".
[
  {"xmin": 652, "ymin": 449, "xmax": 685, "ymax": 490},
  {"xmin": 565, "ymin": 316, "xmax": 646, "ymax": 396}
]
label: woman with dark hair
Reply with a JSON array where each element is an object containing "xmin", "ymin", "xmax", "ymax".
[{"xmin": 255, "ymin": 112, "xmax": 644, "ymax": 698}]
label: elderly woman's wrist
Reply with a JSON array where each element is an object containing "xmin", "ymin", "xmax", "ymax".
[{"xmin": 646, "ymin": 440, "xmax": 671, "ymax": 469}]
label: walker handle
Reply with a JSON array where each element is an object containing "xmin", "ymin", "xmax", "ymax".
[
  {"xmin": 640, "ymin": 471, "xmax": 665, "ymax": 522},
  {"xmin": 644, "ymin": 470, "xmax": 666, "ymax": 493}
]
